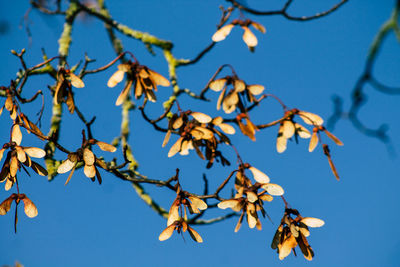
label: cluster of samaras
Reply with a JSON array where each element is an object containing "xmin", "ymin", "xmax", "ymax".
[
  {"xmin": 52, "ymin": 59, "xmax": 170, "ymax": 114},
  {"xmin": 159, "ymin": 186, "xmax": 207, "ymax": 243},
  {"xmin": 0, "ymin": 37, "xmax": 342, "ymax": 261},
  {"xmin": 56, "ymin": 135, "xmax": 116, "ymax": 185},
  {"xmin": 159, "ymin": 165, "xmax": 323, "ymax": 261},
  {"xmin": 0, "ymin": 123, "xmax": 47, "ymax": 231},
  {"xmin": 271, "ymin": 209, "xmax": 324, "ymax": 261},
  {"xmin": 217, "ymin": 164, "xmax": 284, "ymax": 232},
  {"xmin": 212, "ymin": 19, "xmax": 266, "ymax": 51},
  {"xmin": 163, "ymin": 111, "xmax": 235, "ymax": 168},
  {"xmin": 0, "ymin": 84, "xmax": 117, "ymax": 231}
]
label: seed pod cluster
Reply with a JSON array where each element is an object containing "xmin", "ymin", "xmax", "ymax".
[{"xmin": 271, "ymin": 208, "xmax": 324, "ymax": 261}]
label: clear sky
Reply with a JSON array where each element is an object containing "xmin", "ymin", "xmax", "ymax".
[{"xmin": 1, "ymin": 1, "xmax": 400, "ymax": 267}]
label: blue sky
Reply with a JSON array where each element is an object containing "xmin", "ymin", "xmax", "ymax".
[{"xmin": 1, "ymin": 1, "xmax": 400, "ymax": 266}]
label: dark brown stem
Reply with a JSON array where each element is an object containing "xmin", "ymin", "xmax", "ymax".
[{"xmin": 226, "ymin": 0, "xmax": 348, "ymax": 21}]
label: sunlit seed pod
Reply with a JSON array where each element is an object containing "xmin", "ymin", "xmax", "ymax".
[
  {"xmin": 294, "ymin": 123, "xmax": 311, "ymax": 139},
  {"xmin": 187, "ymin": 226, "xmax": 203, "ymax": 243},
  {"xmin": 249, "ymin": 166, "xmax": 270, "ymax": 184},
  {"xmin": 301, "ymin": 217, "xmax": 325, "ymax": 228},
  {"xmin": 107, "ymin": 70, "xmax": 126, "ymax": 88},
  {"xmin": 209, "ymin": 78, "xmax": 227, "ymax": 92},
  {"xmin": 54, "ymin": 77, "xmax": 64, "ymax": 105},
  {"xmin": 172, "ymin": 117, "xmax": 183, "ymax": 129},
  {"xmin": 69, "ymin": 73, "xmax": 85, "ymax": 88},
  {"xmin": 262, "ymin": 183, "xmax": 284, "ymax": 196},
  {"xmin": 138, "ymin": 68, "xmax": 150, "ymax": 79},
  {"xmin": 10, "ymin": 106, "xmax": 17, "ymax": 120},
  {"xmin": 5, "ymin": 178, "xmax": 14, "ymax": 191},
  {"xmin": 246, "ymin": 118, "xmax": 258, "ymax": 133},
  {"xmin": 23, "ymin": 147, "xmax": 46, "ymax": 158},
  {"xmin": 247, "ymin": 84, "xmax": 265, "ymax": 95},
  {"xmin": 282, "ymin": 120, "xmax": 295, "ymax": 139},
  {"xmin": 118, "ymin": 63, "xmax": 130, "ymax": 72},
  {"xmin": 279, "ymin": 234, "xmax": 297, "ymax": 260},
  {"xmin": 212, "ymin": 24, "xmax": 234, "ymax": 42},
  {"xmin": 299, "ymin": 225, "xmax": 310, "ymax": 237},
  {"xmin": 246, "ymin": 203, "xmax": 257, "ymax": 229},
  {"xmin": 115, "ymin": 80, "xmax": 133, "ymax": 106},
  {"xmin": 238, "ymin": 121, "xmax": 255, "ymax": 141},
  {"xmin": 234, "ymin": 79, "xmax": 246, "ymax": 92},
  {"xmin": 298, "ymin": 111, "xmax": 324, "ymax": 126},
  {"xmin": 259, "ymin": 194, "xmax": 273, "ymax": 202},
  {"xmin": 188, "ymin": 201, "xmax": 200, "ymax": 214},
  {"xmin": 66, "ymin": 90, "xmax": 75, "ymax": 114},
  {"xmin": 181, "ymin": 221, "xmax": 188, "ymax": 232},
  {"xmin": 0, "ymin": 148, "xmax": 4, "ymax": 162},
  {"xmin": 20, "ymin": 115, "xmax": 31, "ymax": 133},
  {"xmin": 10, "ymin": 156, "xmax": 18, "ymax": 178},
  {"xmin": 0, "ymin": 195, "xmax": 14, "ymax": 215},
  {"xmin": 324, "ymin": 130, "xmax": 344, "ymax": 146},
  {"xmin": 326, "ymin": 152, "xmax": 340, "ymax": 181},
  {"xmin": 251, "ymin": 21, "xmax": 266, "ymax": 33},
  {"xmin": 5, "ymin": 96, "xmax": 13, "ymax": 111},
  {"xmin": 168, "ymin": 137, "xmax": 183, "ymax": 158},
  {"xmin": 195, "ymin": 126, "xmax": 214, "ymax": 140},
  {"xmin": 222, "ymin": 91, "xmax": 239, "ymax": 114},
  {"xmin": 216, "ymin": 88, "xmax": 226, "ymax": 111},
  {"xmin": 190, "ymin": 112, "xmax": 212, "ymax": 124},
  {"xmin": 276, "ymin": 134, "xmax": 287, "ymax": 153},
  {"xmin": 284, "ymin": 216, "xmax": 291, "ymax": 227},
  {"xmin": 22, "ymin": 197, "xmax": 38, "ymax": 218},
  {"xmin": 290, "ymin": 223, "xmax": 299, "ymax": 237},
  {"xmin": 57, "ymin": 159, "xmax": 75, "ymax": 174},
  {"xmin": 147, "ymin": 75, "xmax": 158, "ymax": 91},
  {"xmin": 179, "ymin": 140, "xmax": 191, "ymax": 155},
  {"xmin": 148, "ymin": 70, "xmax": 170, "ymax": 87},
  {"xmin": 246, "ymin": 191, "xmax": 258, "ymax": 203},
  {"xmin": 167, "ymin": 199, "xmax": 180, "ymax": 226},
  {"xmin": 217, "ymin": 199, "xmax": 240, "ymax": 211},
  {"xmin": 218, "ymin": 123, "xmax": 235, "ymax": 135},
  {"xmin": 308, "ymin": 132, "xmax": 319, "ymax": 152},
  {"xmin": 84, "ymin": 164, "xmax": 96, "ymax": 178},
  {"xmin": 242, "ymin": 26, "xmax": 258, "ymax": 48},
  {"xmin": 12, "ymin": 125, "xmax": 22, "ymax": 146},
  {"xmin": 234, "ymin": 186, "xmax": 244, "ymax": 198},
  {"xmin": 212, "ymin": 116, "xmax": 223, "ymax": 125},
  {"xmin": 134, "ymin": 80, "xmax": 143, "ymax": 100},
  {"xmin": 190, "ymin": 129, "xmax": 204, "ymax": 140},
  {"xmin": 96, "ymin": 141, "xmax": 117, "ymax": 152},
  {"xmin": 15, "ymin": 147, "xmax": 26, "ymax": 163},
  {"xmin": 83, "ymin": 148, "xmax": 95, "ymax": 166},
  {"xmin": 158, "ymin": 224, "xmax": 175, "ymax": 241},
  {"xmin": 188, "ymin": 196, "xmax": 207, "ymax": 211},
  {"xmin": 235, "ymin": 170, "xmax": 244, "ymax": 183},
  {"xmin": 256, "ymin": 218, "xmax": 262, "ymax": 230},
  {"xmin": 162, "ymin": 130, "xmax": 171, "ymax": 148}
]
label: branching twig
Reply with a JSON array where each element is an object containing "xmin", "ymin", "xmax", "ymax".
[{"xmin": 226, "ymin": 0, "xmax": 348, "ymax": 21}]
